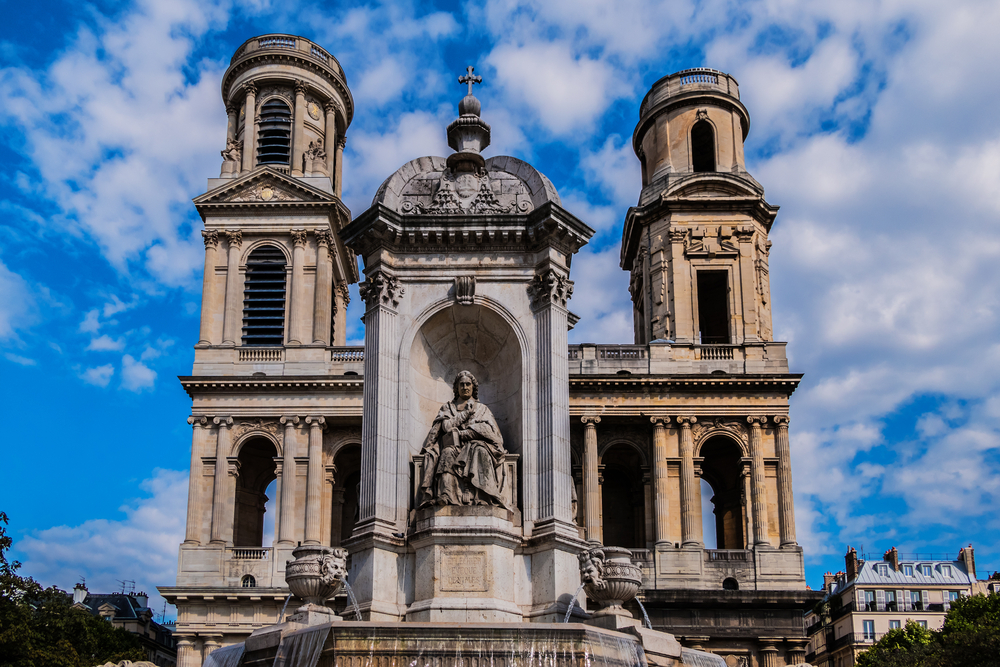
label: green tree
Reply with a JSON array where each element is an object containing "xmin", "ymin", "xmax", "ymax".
[
  {"xmin": 936, "ymin": 593, "xmax": 1000, "ymax": 667},
  {"xmin": 0, "ymin": 512, "xmax": 146, "ymax": 667},
  {"xmin": 856, "ymin": 619, "xmax": 936, "ymax": 667}
]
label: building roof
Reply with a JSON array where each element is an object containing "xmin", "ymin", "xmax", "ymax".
[
  {"xmin": 831, "ymin": 559, "xmax": 972, "ymax": 596},
  {"xmin": 79, "ymin": 592, "xmax": 152, "ymax": 620}
]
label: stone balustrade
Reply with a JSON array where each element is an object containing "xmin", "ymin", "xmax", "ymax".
[
  {"xmin": 229, "ymin": 34, "xmax": 344, "ymax": 79},
  {"xmin": 639, "ymin": 67, "xmax": 741, "ymax": 118}
]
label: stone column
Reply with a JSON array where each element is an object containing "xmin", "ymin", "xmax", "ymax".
[
  {"xmin": 737, "ymin": 227, "xmax": 759, "ymax": 342},
  {"xmin": 581, "ymin": 416, "xmax": 601, "ymax": 543},
  {"xmin": 175, "ymin": 637, "xmax": 197, "ymax": 667},
  {"xmin": 358, "ymin": 270, "xmax": 404, "ymax": 525},
  {"xmin": 278, "ymin": 416, "xmax": 299, "ymax": 544},
  {"xmin": 334, "ymin": 136, "xmax": 346, "ymax": 198},
  {"xmin": 202, "ymin": 636, "xmax": 221, "ymax": 661},
  {"xmin": 184, "ymin": 416, "xmax": 209, "ymax": 544},
  {"xmin": 667, "ymin": 229, "xmax": 694, "ymax": 343},
  {"xmin": 333, "ymin": 282, "xmax": 349, "ymax": 346},
  {"xmin": 197, "ymin": 231, "xmax": 220, "ymax": 346},
  {"xmin": 758, "ymin": 640, "xmax": 779, "ymax": 667},
  {"xmin": 651, "ymin": 416, "xmax": 671, "ymax": 545},
  {"xmin": 209, "ymin": 417, "xmax": 233, "ymax": 544},
  {"xmin": 748, "ymin": 416, "xmax": 770, "ymax": 546},
  {"xmin": 324, "ymin": 101, "xmax": 338, "ymax": 179},
  {"xmin": 240, "ymin": 82, "xmax": 257, "ymax": 174},
  {"xmin": 225, "ymin": 105, "xmax": 238, "ymax": 143},
  {"xmin": 291, "ymin": 81, "xmax": 307, "ymax": 177},
  {"xmin": 330, "ymin": 486, "xmax": 345, "ymax": 546},
  {"xmin": 312, "ymin": 230, "xmax": 333, "ymax": 345},
  {"xmin": 287, "ymin": 230, "xmax": 308, "ymax": 345},
  {"xmin": 221, "ymin": 230, "xmax": 243, "ymax": 346},
  {"xmin": 304, "ymin": 416, "xmax": 325, "ymax": 545},
  {"xmin": 678, "ymin": 416, "xmax": 702, "ymax": 547},
  {"xmin": 272, "ymin": 457, "xmax": 283, "ymax": 543},
  {"xmin": 773, "ymin": 415, "xmax": 796, "ymax": 547},
  {"xmin": 530, "ymin": 269, "xmax": 575, "ymax": 524}
]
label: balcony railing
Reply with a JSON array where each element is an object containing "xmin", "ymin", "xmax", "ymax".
[
  {"xmin": 697, "ymin": 345, "xmax": 735, "ymax": 360},
  {"xmin": 599, "ymin": 346, "xmax": 647, "ymax": 360},
  {"xmin": 331, "ymin": 347, "xmax": 364, "ymax": 362},
  {"xmin": 229, "ymin": 547, "xmax": 271, "ymax": 561},
  {"xmin": 239, "ymin": 348, "xmax": 283, "ymax": 362},
  {"xmin": 830, "ymin": 601, "xmax": 856, "ymax": 620},
  {"xmin": 707, "ymin": 549, "xmax": 750, "ymax": 562},
  {"xmin": 630, "ymin": 549, "xmax": 653, "ymax": 563}
]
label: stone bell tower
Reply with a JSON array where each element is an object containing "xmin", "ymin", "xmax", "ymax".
[
  {"xmin": 161, "ymin": 35, "xmax": 362, "ymax": 667},
  {"xmin": 623, "ymin": 68, "xmax": 778, "ymax": 349}
]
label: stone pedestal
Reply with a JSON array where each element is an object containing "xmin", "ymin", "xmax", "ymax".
[{"xmin": 406, "ymin": 505, "xmax": 522, "ymax": 622}]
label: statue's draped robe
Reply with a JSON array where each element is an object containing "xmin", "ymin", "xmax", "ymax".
[{"xmin": 419, "ymin": 399, "xmax": 507, "ymax": 508}]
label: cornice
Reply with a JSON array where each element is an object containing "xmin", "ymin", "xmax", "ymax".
[
  {"xmin": 570, "ymin": 374, "xmax": 802, "ymax": 396},
  {"xmin": 193, "ymin": 167, "xmax": 351, "ymax": 223},
  {"xmin": 342, "ymin": 201, "xmax": 594, "ymax": 258},
  {"xmin": 178, "ymin": 375, "xmax": 364, "ymax": 398}
]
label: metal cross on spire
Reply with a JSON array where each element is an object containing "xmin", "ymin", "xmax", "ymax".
[{"xmin": 458, "ymin": 66, "xmax": 482, "ymax": 96}]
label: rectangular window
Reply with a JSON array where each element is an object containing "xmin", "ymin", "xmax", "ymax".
[
  {"xmin": 942, "ymin": 565, "xmax": 952, "ymax": 577},
  {"xmin": 911, "ymin": 590, "xmax": 923, "ymax": 610},
  {"xmin": 877, "ymin": 564, "xmax": 888, "ymax": 576},
  {"xmin": 904, "ymin": 565, "xmax": 914, "ymax": 576},
  {"xmin": 920, "ymin": 565, "xmax": 933, "ymax": 576},
  {"xmin": 889, "ymin": 620, "xmax": 901, "ymax": 630},
  {"xmin": 918, "ymin": 620, "xmax": 928, "ymax": 629},
  {"xmin": 949, "ymin": 591, "xmax": 959, "ymax": 601},
  {"xmin": 696, "ymin": 270, "xmax": 730, "ymax": 344},
  {"xmin": 863, "ymin": 620, "xmax": 875, "ymax": 641}
]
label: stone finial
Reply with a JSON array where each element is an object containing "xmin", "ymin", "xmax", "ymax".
[{"xmin": 447, "ymin": 65, "xmax": 491, "ymax": 171}]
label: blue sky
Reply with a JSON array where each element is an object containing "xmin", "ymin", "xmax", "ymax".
[{"xmin": 2, "ymin": 0, "xmax": 999, "ymax": 620}]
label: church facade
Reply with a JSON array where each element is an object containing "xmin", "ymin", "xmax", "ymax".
[{"xmin": 158, "ymin": 34, "xmax": 821, "ymax": 667}]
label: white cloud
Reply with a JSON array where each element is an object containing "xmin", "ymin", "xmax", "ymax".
[
  {"xmin": 17, "ymin": 468, "xmax": 187, "ymax": 619},
  {"xmin": 486, "ymin": 42, "xmax": 630, "ymax": 135},
  {"xmin": 86, "ymin": 335, "xmax": 126, "ymax": 352},
  {"xmin": 80, "ymin": 364, "xmax": 114, "ymax": 387},
  {"xmin": 121, "ymin": 354, "xmax": 157, "ymax": 392},
  {"xmin": 79, "ymin": 309, "xmax": 101, "ymax": 334},
  {"xmin": 579, "ymin": 135, "xmax": 641, "ymax": 208},
  {"xmin": 0, "ymin": 259, "xmax": 37, "ymax": 343},
  {"xmin": 4, "ymin": 353, "xmax": 37, "ymax": 366},
  {"xmin": 567, "ymin": 244, "xmax": 633, "ymax": 344}
]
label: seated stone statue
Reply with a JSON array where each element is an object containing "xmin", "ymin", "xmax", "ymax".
[{"xmin": 419, "ymin": 371, "xmax": 508, "ymax": 509}]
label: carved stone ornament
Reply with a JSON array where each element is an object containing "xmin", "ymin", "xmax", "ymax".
[
  {"xmin": 691, "ymin": 417, "xmax": 749, "ymax": 445},
  {"xmin": 667, "ymin": 228, "xmax": 687, "ymax": 244},
  {"xmin": 255, "ymin": 85, "xmax": 290, "ymax": 108},
  {"xmin": 696, "ymin": 108, "xmax": 709, "ymax": 121},
  {"xmin": 527, "ymin": 270, "xmax": 574, "ymax": 309},
  {"xmin": 225, "ymin": 183, "xmax": 296, "ymax": 203},
  {"xmin": 358, "ymin": 270, "xmax": 404, "ymax": 309},
  {"xmin": 285, "ymin": 544, "xmax": 348, "ymax": 617},
  {"xmin": 201, "ymin": 229, "xmax": 219, "ymax": 248},
  {"xmin": 307, "ymin": 100, "xmax": 322, "ymax": 120},
  {"xmin": 291, "ymin": 230, "xmax": 308, "ymax": 247},
  {"xmin": 225, "ymin": 230, "xmax": 242, "ymax": 248},
  {"xmin": 336, "ymin": 281, "xmax": 351, "ymax": 306},
  {"xmin": 578, "ymin": 544, "xmax": 642, "ymax": 618},
  {"xmin": 314, "ymin": 228, "xmax": 334, "ymax": 248},
  {"xmin": 234, "ymin": 418, "xmax": 280, "ymax": 440},
  {"xmin": 405, "ymin": 168, "xmax": 513, "ymax": 215},
  {"xmin": 454, "ymin": 276, "xmax": 475, "ymax": 305},
  {"xmin": 220, "ymin": 137, "xmax": 242, "ymax": 163},
  {"xmin": 304, "ymin": 139, "xmax": 327, "ymax": 162}
]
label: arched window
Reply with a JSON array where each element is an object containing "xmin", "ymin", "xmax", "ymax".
[
  {"xmin": 257, "ymin": 99, "xmax": 292, "ymax": 166},
  {"xmin": 691, "ymin": 120, "xmax": 716, "ymax": 172},
  {"xmin": 242, "ymin": 246, "xmax": 287, "ymax": 346},
  {"xmin": 600, "ymin": 443, "xmax": 646, "ymax": 549},
  {"xmin": 241, "ymin": 575, "xmax": 256, "ymax": 588},
  {"xmin": 700, "ymin": 436, "xmax": 746, "ymax": 550},
  {"xmin": 233, "ymin": 437, "xmax": 277, "ymax": 547}
]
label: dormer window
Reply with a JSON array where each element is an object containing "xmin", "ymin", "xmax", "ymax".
[
  {"xmin": 876, "ymin": 564, "xmax": 888, "ymax": 576},
  {"xmin": 942, "ymin": 565, "xmax": 952, "ymax": 577},
  {"xmin": 920, "ymin": 564, "xmax": 933, "ymax": 576},
  {"xmin": 903, "ymin": 565, "xmax": 914, "ymax": 576},
  {"xmin": 257, "ymin": 98, "xmax": 292, "ymax": 166}
]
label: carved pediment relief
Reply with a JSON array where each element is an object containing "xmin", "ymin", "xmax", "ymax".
[
  {"xmin": 692, "ymin": 417, "xmax": 748, "ymax": 449},
  {"xmin": 225, "ymin": 182, "xmax": 299, "ymax": 203},
  {"xmin": 234, "ymin": 418, "xmax": 280, "ymax": 439},
  {"xmin": 195, "ymin": 168, "xmax": 335, "ymax": 206}
]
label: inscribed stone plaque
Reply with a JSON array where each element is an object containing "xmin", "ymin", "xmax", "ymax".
[{"xmin": 441, "ymin": 551, "xmax": 488, "ymax": 592}]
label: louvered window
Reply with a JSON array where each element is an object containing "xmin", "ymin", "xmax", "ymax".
[
  {"xmin": 257, "ymin": 99, "xmax": 292, "ymax": 166},
  {"xmin": 242, "ymin": 246, "xmax": 286, "ymax": 346}
]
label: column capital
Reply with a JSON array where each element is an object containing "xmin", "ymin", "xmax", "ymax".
[
  {"xmin": 667, "ymin": 228, "xmax": 687, "ymax": 244},
  {"xmin": 649, "ymin": 415, "xmax": 670, "ymax": 427},
  {"xmin": 201, "ymin": 229, "xmax": 220, "ymax": 248},
  {"xmin": 314, "ymin": 228, "xmax": 334, "ymax": 248},
  {"xmin": 225, "ymin": 229, "xmax": 242, "ymax": 248},
  {"xmin": 291, "ymin": 230, "xmax": 308, "ymax": 247},
  {"xmin": 677, "ymin": 415, "xmax": 697, "ymax": 427},
  {"xmin": 187, "ymin": 415, "xmax": 210, "ymax": 428},
  {"xmin": 242, "ymin": 81, "xmax": 257, "ymax": 97},
  {"xmin": 772, "ymin": 415, "xmax": 790, "ymax": 426},
  {"xmin": 359, "ymin": 269, "xmax": 404, "ymax": 310},
  {"xmin": 213, "ymin": 416, "xmax": 233, "ymax": 428},
  {"xmin": 294, "ymin": 79, "xmax": 308, "ymax": 96},
  {"xmin": 280, "ymin": 415, "xmax": 300, "ymax": 427},
  {"xmin": 305, "ymin": 415, "xmax": 326, "ymax": 429},
  {"xmin": 324, "ymin": 99, "xmax": 339, "ymax": 114},
  {"xmin": 225, "ymin": 104, "xmax": 238, "ymax": 116},
  {"xmin": 336, "ymin": 281, "xmax": 351, "ymax": 305},
  {"xmin": 746, "ymin": 415, "xmax": 768, "ymax": 426},
  {"xmin": 580, "ymin": 415, "xmax": 601, "ymax": 426},
  {"xmin": 337, "ymin": 136, "xmax": 347, "ymax": 150},
  {"xmin": 527, "ymin": 269, "xmax": 573, "ymax": 310}
]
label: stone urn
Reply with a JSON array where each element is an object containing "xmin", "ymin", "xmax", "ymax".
[
  {"xmin": 285, "ymin": 545, "xmax": 348, "ymax": 619},
  {"xmin": 578, "ymin": 544, "xmax": 642, "ymax": 617}
]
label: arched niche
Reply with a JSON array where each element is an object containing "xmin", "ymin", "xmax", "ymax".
[{"xmin": 407, "ymin": 303, "xmax": 523, "ymax": 459}]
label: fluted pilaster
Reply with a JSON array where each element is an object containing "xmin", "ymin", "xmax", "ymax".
[{"xmin": 581, "ymin": 416, "xmax": 601, "ymax": 542}]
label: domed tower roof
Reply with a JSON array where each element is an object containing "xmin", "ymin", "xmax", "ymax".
[{"xmin": 371, "ymin": 67, "xmax": 561, "ymax": 216}]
